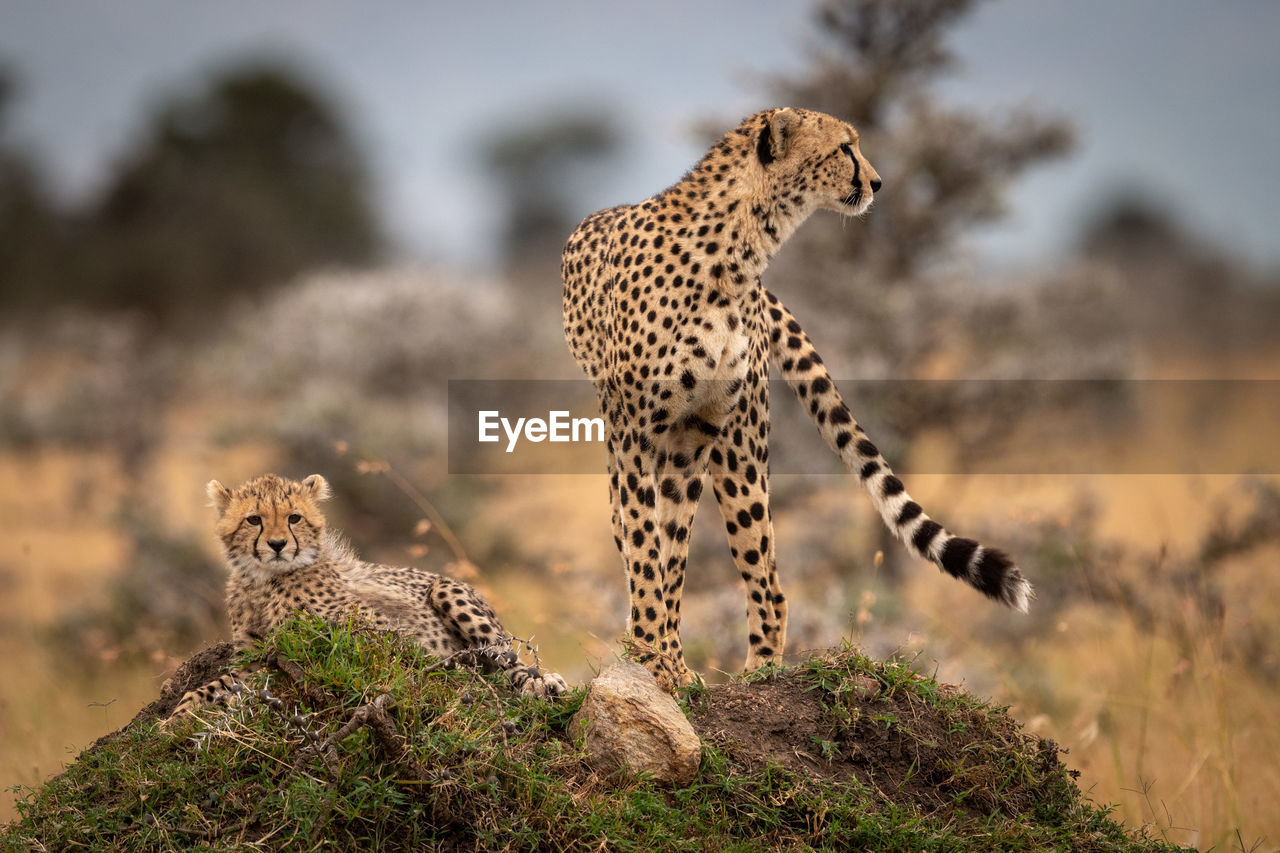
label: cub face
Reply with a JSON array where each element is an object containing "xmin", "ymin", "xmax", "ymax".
[
  {"xmin": 207, "ymin": 473, "xmax": 331, "ymax": 583},
  {"xmin": 756, "ymin": 107, "xmax": 881, "ymax": 217}
]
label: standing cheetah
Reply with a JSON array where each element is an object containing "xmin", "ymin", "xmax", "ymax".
[
  {"xmin": 171, "ymin": 473, "xmax": 566, "ymax": 718},
  {"xmin": 562, "ymin": 108, "xmax": 1031, "ymax": 690}
]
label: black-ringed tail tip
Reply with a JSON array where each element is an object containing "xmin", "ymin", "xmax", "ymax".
[{"xmin": 931, "ymin": 538, "xmax": 1033, "ymax": 614}]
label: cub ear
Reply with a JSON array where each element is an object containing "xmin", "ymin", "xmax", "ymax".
[
  {"xmin": 301, "ymin": 474, "xmax": 332, "ymax": 502},
  {"xmin": 757, "ymin": 107, "xmax": 798, "ymax": 166},
  {"xmin": 206, "ymin": 480, "xmax": 232, "ymax": 516}
]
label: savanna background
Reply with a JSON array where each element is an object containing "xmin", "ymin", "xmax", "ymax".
[{"xmin": 2, "ymin": 1, "xmax": 1278, "ymax": 849}]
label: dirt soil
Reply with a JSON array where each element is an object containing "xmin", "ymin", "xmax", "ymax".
[{"xmin": 687, "ymin": 668, "xmax": 1063, "ymax": 819}]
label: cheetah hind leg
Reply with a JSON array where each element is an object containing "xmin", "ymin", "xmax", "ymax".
[{"xmin": 430, "ymin": 578, "xmax": 568, "ymax": 698}]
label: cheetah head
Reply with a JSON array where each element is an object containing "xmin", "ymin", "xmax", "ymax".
[
  {"xmin": 755, "ymin": 107, "xmax": 881, "ymax": 217},
  {"xmin": 207, "ymin": 473, "xmax": 331, "ymax": 583}
]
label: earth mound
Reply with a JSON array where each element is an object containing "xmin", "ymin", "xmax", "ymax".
[{"xmin": 3, "ymin": 620, "xmax": 1188, "ymax": 851}]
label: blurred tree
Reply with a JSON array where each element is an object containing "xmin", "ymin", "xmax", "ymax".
[
  {"xmin": 1078, "ymin": 194, "xmax": 1280, "ymax": 355},
  {"xmin": 70, "ymin": 62, "xmax": 382, "ymax": 324},
  {"xmin": 770, "ymin": 0, "xmax": 1072, "ymax": 355},
  {"xmin": 1079, "ymin": 195, "xmax": 1186, "ymax": 259},
  {"xmin": 479, "ymin": 109, "xmax": 622, "ymax": 275},
  {"xmin": 0, "ymin": 64, "xmax": 64, "ymax": 310}
]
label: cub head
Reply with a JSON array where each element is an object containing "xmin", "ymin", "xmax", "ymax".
[
  {"xmin": 207, "ymin": 473, "xmax": 331, "ymax": 582},
  {"xmin": 754, "ymin": 107, "xmax": 881, "ymax": 217}
]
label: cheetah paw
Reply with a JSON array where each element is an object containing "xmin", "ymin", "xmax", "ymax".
[{"xmin": 520, "ymin": 671, "xmax": 569, "ymax": 699}]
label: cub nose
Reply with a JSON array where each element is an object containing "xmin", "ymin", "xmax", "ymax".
[
  {"xmin": 267, "ymin": 538, "xmax": 288, "ymax": 554},
  {"xmin": 870, "ymin": 177, "xmax": 882, "ymax": 194}
]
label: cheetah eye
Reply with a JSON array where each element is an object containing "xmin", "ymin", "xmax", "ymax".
[
  {"xmin": 288, "ymin": 513, "xmax": 302, "ymax": 525},
  {"xmin": 839, "ymin": 142, "xmax": 853, "ymax": 158},
  {"xmin": 246, "ymin": 514, "xmax": 262, "ymax": 526}
]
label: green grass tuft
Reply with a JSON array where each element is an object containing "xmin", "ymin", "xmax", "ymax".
[{"xmin": 2, "ymin": 619, "xmax": 1193, "ymax": 851}]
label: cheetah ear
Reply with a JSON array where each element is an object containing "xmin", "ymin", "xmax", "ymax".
[
  {"xmin": 301, "ymin": 474, "xmax": 332, "ymax": 503},
  {"xmin": 757, "ymin": 108, "xmax": 798, "ymax": 166},
  {"xmin": 206, "ymin": 480, "xmax": 232, "ymax": 517}
]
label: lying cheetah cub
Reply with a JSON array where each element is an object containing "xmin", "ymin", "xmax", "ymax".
[{"xmin": 170, "ymin": 473, "xmax": 567, "ymax": 719}]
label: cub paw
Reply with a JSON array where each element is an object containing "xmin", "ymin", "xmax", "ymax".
[
  {"xmin": 525, "ymin": 671, "xmax": 569, "ymax": 698},
  {"xmin": 511, "ymin": 666, "xmax": 568, "ymax": 699}
]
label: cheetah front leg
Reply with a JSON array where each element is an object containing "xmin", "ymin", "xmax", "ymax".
[
  {"xmin": 606, "ymin": 443, "xmax": 626, "ymax": 561},
  {"xmin": 427, "ymin": 578, "xmax": 568, "ymax": 698},
  {"xmin": 608, "ymin": 420, "xmax": 702, "ymax": 691},
  {"xmin": 601, "ymin": 397, "xmax": 646, "ymax": 644},
  {"xmin": 606, "ymin": 439, "xmax": 672, "ymax": 678},
  {"xmin": 166, "ymin": 674, "xmax": 241, "ymax": 723}
]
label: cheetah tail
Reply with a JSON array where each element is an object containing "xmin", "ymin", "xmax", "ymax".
[{"xmin": 761, "ymin": 288, "xmax": 1032, "ymax": 612}]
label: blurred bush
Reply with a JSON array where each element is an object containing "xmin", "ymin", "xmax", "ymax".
[
  {"xmin": 1016, "ymin": 479, "xmax": 1280, "ymax": 672},
  {"xmin": 0, "ymin": 60, "xmax": 382, "ymax": 326},
  {"xmin": 194, "ymin": 265, "xmax": 544, "ymax": 465},
  {"xmin": 47, "ymin": 513, "xmax": 224, "ymax": 670},
  {"xmin": 478, "ymin": 107, "xmax": 623, "ymax": 276},
  {"xmin": 1079, "ymin": 193, "xmax": 1280, "ymax": 357},
  {"xmin": 0, "ymin": 311, "xmax": 168, "ymax": 468},
  {"xmin": 0, "ymin": 66, "xmax": 64, "ymax": 308}
]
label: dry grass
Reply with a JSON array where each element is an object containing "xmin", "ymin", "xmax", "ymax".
[
  {"xmin": 6, "ymin": 457, "xmax": 1275, "ymax": 847},
  {"xmin": 907, "ymin": 473, "xmax": 1280, "ymax": 851},
  {"xmin": 0, "ymin": 641, "xmax": 160, "ymax": 820},
  {"xmin": 2, "ymin": 300, "xmax": 1277, "ymax": 847},
  {"xmin": 0, "ymin": 453, "xmax": 153, "ymax": 821}
]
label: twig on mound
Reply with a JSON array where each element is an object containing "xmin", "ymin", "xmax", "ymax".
[
  {"xmin": 264, "ymin": 650, "xmax": 337, "ymax": 710},
  {"xmin": 264, "ymin": 635, "xmax": 552, "ymax": 779},
  {"xmin": 295, "ymin": 693, "xmax": 427, "ymax": 781}
]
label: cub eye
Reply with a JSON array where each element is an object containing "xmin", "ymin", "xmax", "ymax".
[
  {"xmin": 288, "ymin": 513, "xmax": 302, "ymax": 524},
  {"xmin": 246, "ymin": 514, "xmax": 262, "ymax": 526}
]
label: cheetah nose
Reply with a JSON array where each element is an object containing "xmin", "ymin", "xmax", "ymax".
[
  {"xmin": 267, "ymin": 538, "xmax": 288, "ymax": 554},
  {"xmin": 870, "ymin": 177, "xmax": 882, "ymax": 194}
]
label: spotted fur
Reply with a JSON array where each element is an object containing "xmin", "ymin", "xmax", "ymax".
[
  {"xmin": 169, "ymin": 473, "xmax": 566, "ymax": 720},
  {"xmin": 562, "ymin": 108, "xmax": 1031, "ymax": 689}
]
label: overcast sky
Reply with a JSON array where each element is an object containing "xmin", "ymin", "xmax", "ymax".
[{"xmin": 2, "ymin": 0, "xmax": 1277, "ymax": 273}]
